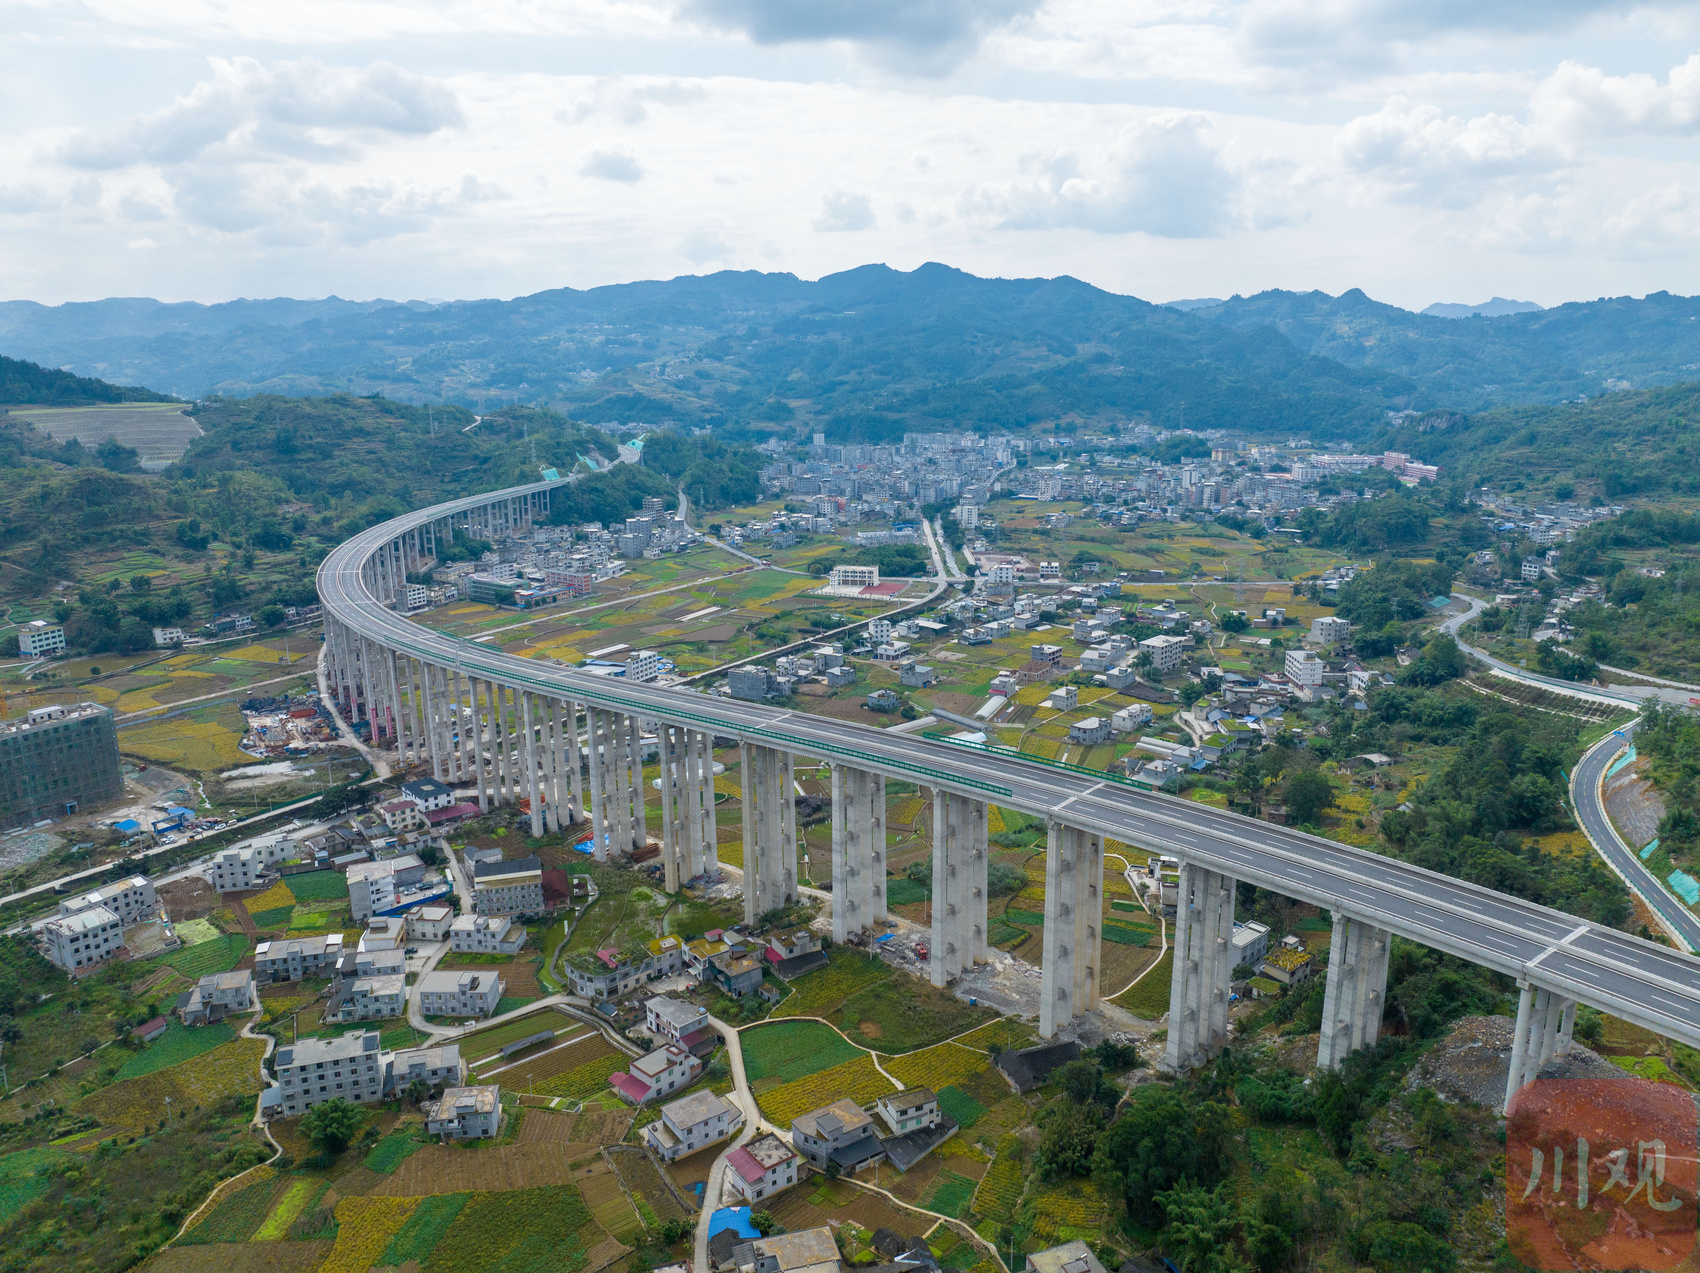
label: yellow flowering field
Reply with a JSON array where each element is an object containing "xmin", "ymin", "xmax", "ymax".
[
  {"xmin": 322, "ymin": 1197, "xmax": 419, "ymax": 1273},
  {"xmin": 78, "ymin": 1037, "xmax": 265, "ymax": 1132},
  {"xmin": 884, "ymin": 1043, "xmax": 989, "ymax": 1092},
  {"xmin": 246, "ymin": 880, "xmax": 296, "ymax": 913},
  {"xmin": 756, "ymin": 1055, "xmax": 896, "ymax": 1124}
]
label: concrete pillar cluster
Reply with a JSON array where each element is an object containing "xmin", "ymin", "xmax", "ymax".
[
  {"xmin": 656, "ymin": 725, "xmax": 716, "ymax": 891},
  {"xmin": 740, "ymin": 743, "xmax": 796, "ymax": 924},
  {"xmin": 1504, "ymin": 984, "xmax": 1577, "ymax": 1113},
  {"xmin": 1316, "ymin": 914, "xmax": 1391, "ymax": 1071},
  {"xmin": 929, "ymin": 791, "xmax": 988, "ymax": 987},
  {"xmin": 1039, "ymin": 821, "xmax": 1104, "ymax": 1038},
  {"xmin": 1159, "ymin": 862, "xmax": 1236, "ymax": 1069},
  {"xmin": 830, "ymin": 765, "xmax": 888, "ymax": 944},
  {"xmin": 586, "ymin": 707, "xmax": 644, "ymax": 863}
]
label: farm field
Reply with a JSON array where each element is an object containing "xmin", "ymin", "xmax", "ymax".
[{"xmin": 8, "ymin": 402, "xmax": 204, "ymax": 464}]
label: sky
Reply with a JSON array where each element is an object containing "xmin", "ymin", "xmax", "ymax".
[{"xmin": 6, "ymin": 0, "xmax": 1700, "ymax": 310}]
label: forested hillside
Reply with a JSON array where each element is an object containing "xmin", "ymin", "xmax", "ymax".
[
  {"xmin": 0, "ymin": 366, "xmax": 761, "ymax": 653},
  {"xmin": 1374, "ymin": 382, "xmax": 1700, "ymax": 498},
  {"xmin": 1191, "ymin": 288, "xmax": 1700, "ymax": 410},
  {"xmin": 0, "ymin": 354, "xmax": 174, "ymax": 406}
]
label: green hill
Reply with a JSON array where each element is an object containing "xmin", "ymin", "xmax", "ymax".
[{"xmin": 0, "ymin": 354, "xmax": 172, "ymax": 406}]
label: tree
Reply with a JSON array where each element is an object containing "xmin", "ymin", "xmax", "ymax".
[
  {"xmin": 1156, "ymin": 1181, "xmax": 1243, "ymax": 1273},
  {"xmin": 1091, "ymin": 1085, "xmax": 1231, "ymax": 1223},
  {"xmin": 96, "ymin": 437, "xmax": 141, "ymax": 473},
  {"xmin": 129, "ymin": 574, "xmax": 151, "ymax": 592},
  {"xmin": 257, "ymin": 604, "xmax": 286, "ymax": 628},
  {"xmin": 300, "ymin": 1097, "xmax": 365, "ymax": 1156},
  {"xmin": 1283, "ymin": 769, "xmax": 1334, "ymax": 826},
  {"xmin": 405, "ymin": 1079, "xmax": 431, "ymax": 1105},
  {"xmin": 751, "ymin": 1210, "xmax": 776, "ymax": 1236}
]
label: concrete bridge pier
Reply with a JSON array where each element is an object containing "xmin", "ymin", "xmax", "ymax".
[
  {"xmin": 740, "ymin": 742, "xmax": 796, "ymax": 923},
  {"xmin": 830, "ymin": 764, "xmax": 888, "ymax": 944},
  {"xmin": 930, "ymin": 791, "xmax": 988, "ymax": 987},
  {"xmin": 658, "ymin": 724, "xmax": 686, "ymax": 892},
  {"xmin": 521, "ymin": 691, "xmax": 545, "ymax": 838},
  {"xmin": 694, "ymin": 731, "xmax": 718, "ymax": 876},
  {"xmin": 1504, "ymin": 985, "xmax": 1578, "ymax": 1113},
  {"xmin": 1039, "ymin": 821, "xmax": 1103, "ymax": 1037},
  {"xmin": 1316, "ymin": 913, "xmax": 1391, "ymax": 1070},
  {"xmin": 586, "ymin": 705, "xmax": 610, "ymax": 861},
  {"xmin": 1158, "ymin": 862, "xmax": 1236, "ymax": 1069}
]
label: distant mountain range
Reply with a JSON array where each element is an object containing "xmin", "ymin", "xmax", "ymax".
[
  {"xmin": 1419, "ymin": 298, "xmax": 1544, "ymax": 319},
  {"xmin": 3, "ymin": 266, "xmax": 1699, "ymax": 437}
]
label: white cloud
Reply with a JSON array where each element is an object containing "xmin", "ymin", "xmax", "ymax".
[
  {"xmin": 1335, "ymin": 96, "xmax": 1567, "ymax": 207},
  {"xmin": 681, "ymin": 0, "xmax": 1039, "ymax": 74},
  {"xmin": 960, "ymin": 113, "xmax": 1244, "ymax": 238},
  {"xmin": 814, "ymin": 189, "xmax": 875, "ymax": 231},
  {"xmin": 59, "ymin": 57, "xmax": 462, "ymax": 170},
  {"xmin": 1533, "ymin": 55, "xmax": 1700, "ymax": 137},
  {"xmin": 580, "ymin": 146, "xmax": 644, "ymax": 182}
]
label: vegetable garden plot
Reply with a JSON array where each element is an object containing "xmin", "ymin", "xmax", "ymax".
[
  {"xmin": 740, "ymin": 1019, "xmax": 865, "ymax": 1082},
  {"xmin": 116, "ymin": 1021, "xmax": 235, "ymax": 1080},
  {"xmin": 756, "ymin": 1055, "xmax": 897, "ymax": 1124},
  {"xmin": 367, "ymin": 1142, "xmax": 591, "ymax": 1196}
]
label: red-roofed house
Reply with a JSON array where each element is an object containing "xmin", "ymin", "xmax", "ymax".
[
  {"xmin": 427, "ymin": 801, "xmax": 481, "ymax": 829},
  {"xmin": 608, "ymin": 1043, "xmax": 701, "ymax": 1105},
  {"xmin": 725, "ymin": 1132, "xmax": 799, "ymax": 1202}
]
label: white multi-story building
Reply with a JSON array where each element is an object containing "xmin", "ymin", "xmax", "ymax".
[
  {"xmin": 59, "ymin": 875, "xmax": 158, "ymax": 926},
  {"xmin": 610, "ymin": 1044, "xmax": 701, "ymax": 1105},
  {"xmin": 416, "ymin": 970, "xmax": 504, "ymax": 1019},
  {"xmin": 152, "ymin": 627, "xmax": 187, "ymax": 647},
  {"xmin": 424, "ymin": 1084, "xmax": 502, "ymax": 1139},
  {"xmin": 725, "ymin": 1132, "xmax": 800, "ymax": 1202},
  {"xmin": 1139, "ymin": 634, "xmax": 1188, "ymax": 673},
  {"xmin": 206, "ymin": 835, "xmax": 296, "ymax": 892},
  {"xmin": 347, "ymin": 855, "xmax": 427, "ymax": 922},
  {"xmin": 404, "ymin": 584, "xmax": 429, "ymax": 611},
  {"xmin": 17, "ymin": 622, "xmax": 65, "ymax": 657},
  {"xmin": 1110, "ymin": 704, "xmax": 1153, "ymax": 733},
  {"xmin": 274, "ymin": 1030, "xmax": 387, "ymax": 1117},
  {"xmin": 868, "ymin": 619, "xmax": 892, "ymax": 642},
  {"xmin": 1284, "ymin": 649, "xmax": 1324, "ymax": 687},
  {"xmin": 625, "ymin": 650, "xmax": 665, "ymax": 683},
  {"xmin": 333, "ymin": 974, "xmax": 406, "ymax": 1021},
  {"xmin": 875, "ymin": 1088, "xmax": 941, "ymax": 1137},
  {"xmin": 387, "ymin": 1043, "xmax": 464, "ymax": 1093},
  {"xmin": 644, "ymin": 1090, "xmax": 744, "ymax": 1161},
  {"xmin": 646, "ymin": 996, "xmax": 708, "ymax": 1043},
  {"xmin": 254, "ymin": 932, "xmax": 346, "ymax": 982},
  {"xmin": 449, "ymin": 914, "xmax": 527, "ymax": 955},
  {"xmin": 406, "ymin": 903, "xmax": 455, "ymax": 942},
  {"xmin": 40, "ymin": 906, "xmax": 123, "ymax": 973},
  {"xmin": 828, "ymin": 564, "xmax": 879, "ymax": 589},
  {"xmin": 1310, "ymin": 616, "xmax": 1351, "ymax": 644}
]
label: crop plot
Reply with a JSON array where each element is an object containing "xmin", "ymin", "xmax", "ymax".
[
  {"xmin": 756, "ymin": 1054, "xmax": 897, "ymax": 1124},
  {"xmin": 741, "ymin": 1019, "xmax": 865, "ymax": 1082},
  {"xmin": 10, "ymin": 403, "xmax": 202, "ymax": 464},
  {"xmin": 79, "ymin": 1036, "xmax": 265, "ymax": 1132},
  {"xmin": 368, "ymin": 1142, "xmax": 590, "ymax": 1196},
  {"xmin": 117, "ymin": 1020, "xmax": 236, "ymax": 1080},
  {"xmin": 770, "ymin": 948, "xmax": 892, "ymax": 1019}
]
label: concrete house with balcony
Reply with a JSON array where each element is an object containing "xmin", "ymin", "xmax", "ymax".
[
  {"xmin": 254, "ymin": 933, "xmax": 346, "ymax": 983},
  {"xmin": 645, "ymin": 1090, "xmax": 743, "ymax": 1161},
  {"xmin": 416, "ymin": 970, "xmax": 504, "ymax": 1019},
  {"xmin": 178, "ymin": 971, "xmax": 256, "ymax": 1025},
  {"xmin": 472, "ymin": 855, "xmax": 545, "ymax": 917},
  {"xmin": 424, "ymin": 1084, "xmax": 502, "ymax": 1139},
  {"xmin": 449, "ymin": 914, "xmax": 527, "ymax": 955},
  {"xmin": 39, "ymin": 906, "xmax": 124, "ymax": 973},
  {"xmin": 609, "ymin": 1044, "xmax": 702, "ymax": 1105},
  {"xmin": 791, "ymin": 1097, "xmax": 885, "ymax": 1174}
]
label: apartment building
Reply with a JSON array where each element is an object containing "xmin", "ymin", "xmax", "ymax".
[
  {"xmin": 274, "ymin": 1031, "xmax": 388, "ymax": 1117},
  {"xmin": 17, "ymin": 622, "xmax": 66, "ymax": 657},
  {"xmin": 387, "ymin": 1043, "xmax": 464, "ymax": 1093},
  {"xmin": 347, "ymin": 855, "xmax": 427, "ymax": 922},
  {"xmin": 472, "ymin": 855, "xmax": 545, "ymax": 917},
  {"xmin": 206, "ymin": 835, "xmax": 294, "ymax": 892},
  {"xmin": 406, "ymin": 903, "xmax": 455, "ymax": 942},
  {"xmin": 39, "ymin": 906, "xmax": 123, "ymax": 973},
  {"xmin": 1139, "ymin": 634, "xmax": 1189, "ymax": 673},
  {"xmin": 0, "ymin": 702, "xmax": 123, "ymax": 826},
  {"xmin": 416, "ymin": 970, "xmax": 504, "ymax": 1019},
  {"xmin": 58, "ymin": 875, "xmax": 159, "ymax": 926},
  {"xmin": 645, "ymin": 996, "xmax": 708, "ymax": 1043}
]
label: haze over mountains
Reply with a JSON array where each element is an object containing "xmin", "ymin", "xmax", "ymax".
[{"xmin": 4, "ymin": 265, "xmax": 1700, "ymax": 442}]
